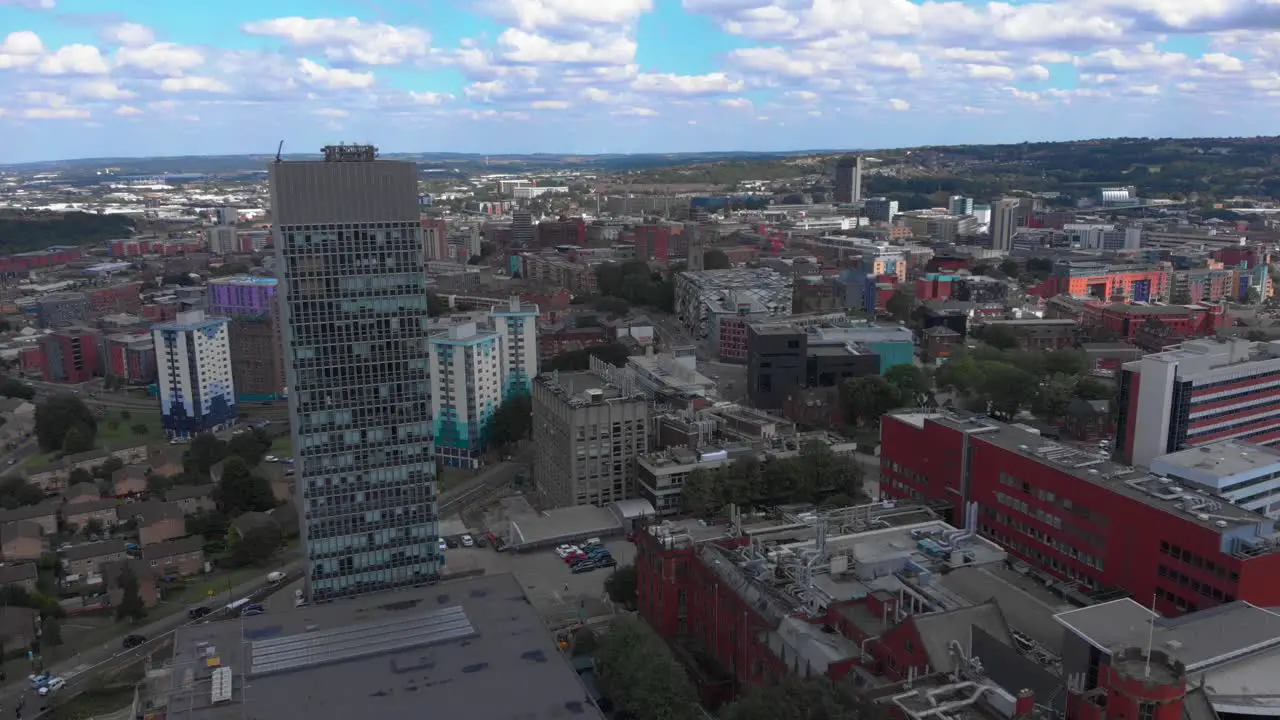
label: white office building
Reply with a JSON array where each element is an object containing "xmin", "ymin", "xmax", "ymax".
[
  {"xmin": 948, "ymin": 196, "xmax": 974, "ymax": 215},
  {"xmin": 1151, "ymin": 440, "xmax": 1280, "ymax": 519},
  {"xmin": 429, "ymin": 322, "xmax": 505, "ymax": 469},
  {"xmin": 490, "ymin": 297, "xmax": 539, "ymax": 399},
  {"xmin": 990, "ymin": 198, "xmax": 1019, "ymax": 252},
  {"xmin": 153, "ymin": 309, "xmax": 236, "ymax": 439}
]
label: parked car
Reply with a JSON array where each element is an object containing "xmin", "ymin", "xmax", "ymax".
[
  {"xmin": 37, "ymin": 677, "xmax": 65, "ymax": 696},
  {"xmin": 475, "ymin": 535, "xmax": 488, "ymax": 548},
  {"xmin": 445, "ymin": 537, "xmax": 459, "ymax": 549},
  {"xmin": 438, "ymin": 538, "xmax": 447, "ymax": 552},
  {"xmin": 241, "ymin": 603, "xmax": 265, "ymax": 617},
  {"xmin": 123, "ymin": 634, "xmax": 146, "ymax": 648},
  {"xmin": 189, "ymin": 606, "xmax": 212, "ymax": 619},
  {"xmin": 571, "ymin": 562, "xmax": 597, "ymax": 574},
  {"xmin": 460, "ymin": 534, "xmax": 474, "ymax": 548},
  {"xmin": 267, "ymin": 571, "xmax": 287, "ymax": 583},
  {"xmin": 597, "ymin": 556, "xmax": 617, "ymax": 568}
]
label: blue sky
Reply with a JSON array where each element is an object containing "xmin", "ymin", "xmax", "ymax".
[{"xmin": 0, "ymin": 0, "xmax": 1278, "ymax": 163}]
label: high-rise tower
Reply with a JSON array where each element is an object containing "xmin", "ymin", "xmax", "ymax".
[
  {"xmin": 272, "ymin": 144, "xmax": 440, "ymax": 601},
  {"xmin": 834, "ymin": 155, "xmax": 863, "ymax": 204}
]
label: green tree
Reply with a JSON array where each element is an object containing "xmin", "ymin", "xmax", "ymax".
[
  {"xmin": 0, "ymin": 378, "xmax": 34, "ymax": 400},
  {"xmin": 131, "ymin": 423, "xmax": 148, "ymax": 437},
  {"xmin": 979, "ymin": 324, "xmax": 1019, "ymax": 351},
  {"xmin": 82, "ymin": 518, "xmax": 105, "ymax": 538},
  {"xmin": 1042, "ymin": 349, "xmax": 1088, "ymax": 377},
  {"xmin": 839, "ymin": 375, "xmax": 903, "ymax": 426},
  {"xmin": 115, "ymin": 564, "xmax": 147, "ymax": 622},
  {"xmin": 998, "ymin": 259, "xmax": 1021, "ymax": 277},
  {"xmin": 427, "ymin": 293, "xmax": 445, "ymax": 317},
  {"xmin": 977, "ymin": 362, "xmax": 1038, "ymax": 420},
  {"xmin": 590, "ymin": 296, "xmax": 631, "ymax": 315},
  {"xmin": 680, "ymin": 467, "xmax": 720, "ymax": 516},
  {"xmin": 722, "ymin": 677, "xmax": 881, "ymax": 720},
  {"xmin": 884, "ymin": 364, "xmax": 931, "ymax": 405},
  {"xmin": 187, "ymin": 433, "xmax": 228, "ymax": 475},
  {"xmin": 61, "ymin": 424, "xmax": 94, "ymax": 454},
  {"xmin": 488, "ymin": 393, "xmax": 532, "ymax": 449},
  {"xmin": 94, "ymin": 456, "xmax": 124, "ymax": 481},
  {"xmin": 120, "ymin": 410, "xmax": 132, "ymax": 421},
  {"xmin": 1075, "ymin": 376, "xmax": 1114, "ymax": 401},
  {"xmin": 596, "ymin": 617, "xmax": 700, "ymax": 720},
  {"xmin": 68, "ymin": 467, "xmax": 93, "ymax": 486},
  {"xmin": 230, "ymin": 523, "xmax": 282, "ymax": 567},
  {"xmin": 226, "ymin": 429, "xmax": 272, "ymax": 467},
  {"xmin": 884, "ymin": 291, "xmax": 913, "ymax": 323},
  {"xmin": 1032, "ymin": 375, "xmax": 1075, "ymax": 421},
  {"xmin": 41, "ymin": 617, "xmax": 62, "ymax": 647},
  {"xmin": 214, "ymin": 456, "xmax": 276, "ymax": 516},
  {"xmin": 604, "ymin": 564, "xmax": 638, "ymax": 609},
  {"xmin": 702, "ymin": 249, "xmax": 732, "ymax": 269},
  {"xmin": 34, "ymin": 395, "xmax": 97, "ymax": 452},
  {"xmin": 934, "ymin": 350, "xmax": 984, "ymax": 394},
  {"xmin": 0, "ymin": 477, "xmax": 44, "ymax": 509}
]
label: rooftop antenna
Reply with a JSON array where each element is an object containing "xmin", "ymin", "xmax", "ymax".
[
  {"xmin": 1143, "ymin": 592, "xmax": 1157, "ymax": 678},
  {"xmin": 275, "ymin": 140, "xmax": 284, "ymax": 163}
]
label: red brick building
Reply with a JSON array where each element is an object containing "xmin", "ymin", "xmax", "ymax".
[
  {"xmin": 90, "ymin": 282, "xmax": 143, "ymax": 314},
  {"xmin": 880, "ymin": 412, "xmax": 1280, "ymax": 617},
  {"xmin": 0, "ymin": 247, "xmax": 82, "ymax": 274},
  {"xmin": 38, "ymin": 328, "xmax": 100, "ymax": 383}
]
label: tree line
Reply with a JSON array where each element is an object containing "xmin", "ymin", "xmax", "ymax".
[{"xmin": 680, "ymin": 442, "xmax": 867, "ymax": 517}]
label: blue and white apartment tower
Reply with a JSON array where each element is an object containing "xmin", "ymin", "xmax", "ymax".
[
  {"xmin": 429, "ymin": 322, "xmax": 504, "ymax": 469},
  {"xmin": 271, "ymin": 144, "xmax": 439, "ymax": 602},
  {"xmin": 152, "ymin": 309, "xmax": 237, "ymax": 439},
  {"xmin": 490, "ymin": 295, "xmax": 540, "ymax": 398}
]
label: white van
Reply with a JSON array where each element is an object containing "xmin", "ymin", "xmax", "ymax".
[{"xmin": 267, "ymin": 571, "xmax": 286, "ymax": 583}]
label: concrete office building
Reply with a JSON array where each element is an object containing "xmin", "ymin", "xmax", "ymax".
[
  {"xmin": 532, "ymin": 370, "xmax": 649, "ymax": 508},
  {"xmin": 1151, "ymin": 440, "xmax": 1280, "ymax": 519},
  {"xmin": 862, "ymin": 197, "xmax": 899, "ymax": 222},
  {"xmin": 1117, "ymin": 339, "xmax": 1280, "ymax": 467},
  {"xmin": 271, "ymin": 144, "xmax": 439, "ymax": 601},
  {"xmin": 948, "ymin": 195, "xmax": 973, "ymax": 215},
  {"xmin": 834, "ymin": 155, "xmax": 863, "ymax": 203},
  {"xmin": 206, "ymin": 226, "xmax": 237, "ymax": 255},
  {"xmin": 674, "ymin": 268, "xmax": 793, "ymax": 340},
  {"xmin": 206, "ymin": 275, "xmax": 286, "ymax": 401},
  {"xmin": 36, "ymin": 292, "xmax": 90, "ymax": 329},
  {"xmin": 990, "ymin": 197, "xmax": 1019, "ymax": 252},
  {"xmin": 512, "ymin": 210, "xmax": 534, "ymax": 247},
  {"xmin": 490, "ymin": 296, "xmax": 539, "ymax": 398},
  {"xmin": 429, "ymin": 322, "xmax": 504, "ymax": 469},
  {"xmin": 152, "ymin": 309, "xmax": 236, "ymax": 439}
]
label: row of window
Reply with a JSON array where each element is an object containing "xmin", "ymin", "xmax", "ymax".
[
  {"xmin": 1156, "ymin": 564, "xmax": 1236, "ymax": 604},
  {"xmin": 1158, "ymin": 540, "xmax": 1240, "ymax": 583}
]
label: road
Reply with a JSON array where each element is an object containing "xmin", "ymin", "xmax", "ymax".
[
  {"xmin": 5, "ymin": 561, "xmax": 301, "ymax": 718},
  {"xmin": 439, "ymin": 447, "xmax": 534, "ymax": 515}
]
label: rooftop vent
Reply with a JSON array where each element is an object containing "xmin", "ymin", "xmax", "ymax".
[{"xmin": 1215, "ymin": 520, "xmax": 1229, "ymax": 528}]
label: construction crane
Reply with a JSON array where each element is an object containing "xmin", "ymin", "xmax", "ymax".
[{"xmin": 274, "ymin": 140, "xmax": 284, "ymax": 163}]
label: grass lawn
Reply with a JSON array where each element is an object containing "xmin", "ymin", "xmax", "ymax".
[
  {"xmin": 96, "ymin": 409, "xmax": 164, "ymax": 447},
  {"xmin": 164, "ymin": 566, "xmax": 265, "ymax": 606},
  {"xmin": 271, "ymin": 434, "xmax": 293, "ymax": 457},
  {"xmin": 439, "ymin": 467, "xmax": 474, "ymax": 491}
]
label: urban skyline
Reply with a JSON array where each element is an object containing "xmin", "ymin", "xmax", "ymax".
[{"xmin": 1, "ymin": 0, "xmax": 1279, "ymax": 162}]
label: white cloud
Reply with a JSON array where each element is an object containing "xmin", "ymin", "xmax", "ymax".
[
  {"xmin": 0, "ymin": 30, "xmax": 43, "ymax": 69},
  {"xmin": 887, "ymin": 98, "xmax": 910, "ymax": 111},
  {"xmin": 102, "ymin": 23, "xmax": 156, "ymax": 47},
  {"xmin": 409, "ymin": 91, "xmax": 452, "ymax": 105},
  {"xmin": 582, "ymin": 86, "xmax": 622, "ymax": 102},
  {"xmin": 23, "ymin": 107, "xmax": 91, "ymax": 121},
  {"xmin": 531, "ymin": 99, "xmax": 570, "ymax": 109},
  {"xmin": 1021, "ymin": 64, "xmax": 1051, "ymax": 80},
  {"xmin": 483, "ymin": 0, "xmax": 652, "ymax": 34},
  {"xmin": 964, "ymin": 64, "xmax": 1015, "ymax": 80},
  {"xmin": 314, "ymin": 107, "xmax": 348, "ymax": 117},
  {"xmin": 631, "ymin": 72, "xmax": 743, "ymax": 95},
  {"xmin": 74, "ymin": 80, "xmax": 135, "ymax": 100},
  {"xmin": 613, "ymin": 106, "xmax": 656, "ymax": 116},
  {"xmin": 242, "ymin": 17, "xmax": 430, "ymax": 65},
  {"xmin": 114, "ymin": 105, "xmax": 143, "ymax": 116},
  {"xmin": 114, "ymin": 43, "xmax": 205, "ymax": 77},
  {"xmin": 38, "ymin": 45, "xmax": 110, "ymax": 75},
  {"xmin": 161, "ymin": 76, "xmax": 233, "ymax": 93},
  {"xmin": 296, "ymin": 57, "xmax": 374, "ymax": 89},
  {"xmin": 0, "ymin": 0, "xmax": 55, "ymax": 9},
  {"xmin": 497, "ymin": 28, "xmax": 636, "ymax": 65},
  {"xmin": 718, "ymin": 97, "xmax": 751, "ymax": 108}
]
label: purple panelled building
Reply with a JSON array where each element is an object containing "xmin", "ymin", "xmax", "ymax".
[{"xmin": 206, "ymin": 276, "xmax": 287, "ymax": 401}]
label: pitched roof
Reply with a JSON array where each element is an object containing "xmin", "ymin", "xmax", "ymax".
[
  {"xmin": 231, "ymin": 511, "xmax": 277, "ymax": 535},
  {"xmin": 64, "ymin": 498, "xmax": 119, "ymax": 515},
  {"xmin": 121, "ymin": 500, "xmax": 183, "ymax": 525},
  {"xmin": 910, "ymin": 601, "xmax": 1014, "ymax": 672},
  {"xmin": 63, "ymin": 482, "xmax": 102, "ymax": 500},
  {"xmin": 0, "ymin": 520, "xmax": 42, "ymax": 544},
  {"xmin": 164, "ymin": 483, "xmax": 214, "ymax": 502},
  {"xmin": 61, "ymin": 539, "xmax": 128, "ymax": 561},
  {"xmin": 0, "ymin": 500, "xmax": 62, "ymax": 523},
  {"xmin": 141, "ymin": 535, "xmax": 204, "ymax": 560},
  {"xmin": 112, "ymin": 464, "xmax": 148, "ymax": 482},
  {"xmin": 0, "ymin": 564, "xmax": 37, "ymax": 584}
]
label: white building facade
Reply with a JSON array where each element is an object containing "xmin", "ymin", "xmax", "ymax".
[
  {"xmin": 152, "ymin": 309, "xmax": 236, "ymax": 439},
  {"xmin": 490, "ymin": 297, "xmax": 540, "ymax": 399},
  {"xmin": 429, "ymin": 322, "xmax": 505, "ymax": 469}
]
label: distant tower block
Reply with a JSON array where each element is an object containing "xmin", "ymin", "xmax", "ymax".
[
  {"xmin": 686, "ymin": 223, "xmax": 705, "ymax": 271},
  {"xmin": 835, "ymin": 155, "xmax": 863, "ymax": 204}
]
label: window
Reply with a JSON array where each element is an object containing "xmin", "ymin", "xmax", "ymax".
[{"xmin": 1138, "ymin": 702, "xmax": 1157, "ymax": 720}]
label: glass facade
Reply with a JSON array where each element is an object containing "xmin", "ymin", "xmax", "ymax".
[{"xmin": 274, "ymin": 158, "xmax": 439, "ymax": 601}]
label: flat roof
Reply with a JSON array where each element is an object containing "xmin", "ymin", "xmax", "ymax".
[
  {"xmin": 932, "ymin": 415, "xmax": 1271, "ymax": 532},
  {"xmin": 1153, "ymin": 441, "xmax": 1280, "ymax": 480},
  {"xmin": 506, "ymin": 505, "xmax": 622, "ymax": 548},
  {"xmin": 157, "ymin": 573, "xmax": 603, "ymax": 720},
  {"xmin": 936, "ymin": 565, "xmax": 1073, "ymax": 654},
  {"xmin": 1056, "ymin": 599, "xmax": 1280, "ymax": 672},
  {"xmin": 208, "ymin": 275, "xmax": 278, "ymax": 286}
]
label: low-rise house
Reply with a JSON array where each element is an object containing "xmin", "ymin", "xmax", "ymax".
[
  {"xmin": 0, "ymin": 563, "xmax": 38, "ymax": 592},
  {"xmin": 62, "ymin": 498, "xmax": 119, "ymax": 532},
  {"xmin": 0, "ymin": 398, "xmax": 35, "ymax": 446},
  {"xmin": 164, "ymin": 484, "xmax": 216, "ymax": 515},
  {"xmin": 230, "ymin": 511, "xmax": 278, "ymax": 540},
  {"xmin": 0, "ymin": 500, "xmax": 61, "ymax": 535},
  {"xmin": 258, "ymin": 463, "xmax": 295, "ymax": 504},
  {"xmin": 112, "ymin": 465, "xmax": 148, "ymax": 497},
  {"xmin": 105, "ymin": 559, "xmax": 158, "ymax": 609},
  {"xmin": 148, "ymin": 446, "xmax": 184, "ymax": 478},
  {"xmin": 61, "ymin": 539, "xmax": 128, "ymax": 578},
  {"xmin": 63, "ymin": 482, "xmax": 102, "ymax": 505},
  {"xmin": 104, "ymin": 442, "xmax": 149, "ymax": 466},
  {"xmin": 142, "ymin": 536, "xmax": 205, "ymax": 578},
  {"xmin": 0, "ymin": 606, "xmax": 39, "ymax": 650},
  {"xmin": 121, "ymin": 501, "xmax": 186, "ymax": 546},
  {"xmin": 26, "ymin": 445, "xmax": 147, "ymax": 493},
  {"xmin": 0, "ymin": 521, "xmax": 44, "ymax": 562}
]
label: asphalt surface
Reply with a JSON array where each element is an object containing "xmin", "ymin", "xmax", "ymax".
[{"xmin": 6, "ymin": 561, "xmax": 301, "ymax": 718}]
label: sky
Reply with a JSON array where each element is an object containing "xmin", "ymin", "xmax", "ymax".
[{"xmin": 2, "ymin": 0, "xmax": 1280, "ymax": 163}]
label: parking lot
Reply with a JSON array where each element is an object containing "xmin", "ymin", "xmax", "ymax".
[{"xmin": 440, "ymin": 536, "xmax": 635, "ymax": 619}]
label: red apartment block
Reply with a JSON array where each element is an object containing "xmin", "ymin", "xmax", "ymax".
[
  {"xmin": 0, "ymin": 248, "xmax": 82, "ymax": 273},
  {"xmin": 90, "ymin": 283, "xmax": 143, "ymax": 314},
  {"xmin": 109, "ymin": 239, "xmax": 202, "ymax": 257},
  {"xmin": 632, "ymin": 224, "xmax": 673, "ymax": 262},
  {"xmin": 880, "ymin": 412, "xmax": 1280, "ymax": 617},
  {"xmin": 915, "ymin": 275, "xmax": 954, "ymax": 301},
  {"xmin": 1080, "ymin": 302, "xmax": 1227, "ymax": 341},
  {"xmin": 39, "ymin": 329, "xmax": 100, "ymax": 383}
]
